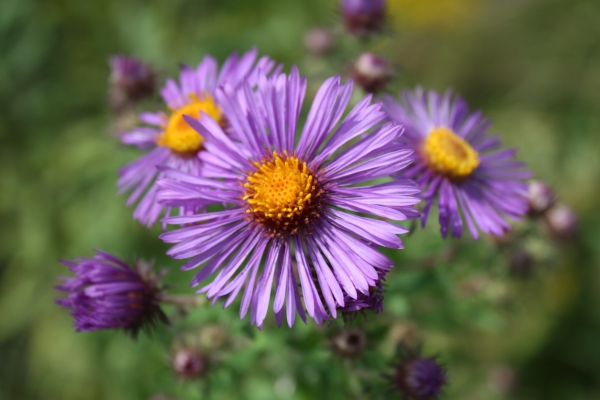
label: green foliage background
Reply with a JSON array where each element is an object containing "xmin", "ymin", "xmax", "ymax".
[{"xmin": 1, "ymin": 0, "xmax": 600, "ymax": 399}]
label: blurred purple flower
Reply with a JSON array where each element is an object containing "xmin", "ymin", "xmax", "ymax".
[
  {"xmin": 118, "ymin": 48, "xmax": 278, "ymax": 228},
  {"xmin": 56, "ymin": 250, "xmax": 167, "ymax": 337},
  {"xmin": 109, "ymin": 55, "xmax": 156, "ymax": 113},
  {"xmin": 383, "ymin": 88, "xmax": 531, "ymax": 239},
  {"xmin": 157, "ymin": 68, "xmax": 420, "ymax": 328},
  {"xmin": 341, "ymin": 0, "xmax": 386, "ymax": 36}
]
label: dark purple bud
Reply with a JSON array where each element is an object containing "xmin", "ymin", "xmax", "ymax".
[
  {"xmin": 527, "ymin": 180, "xmax": 556, "ymax": 216},
  {"xmin": 339, "ymin": 272, "xmax": 385, "ymax": 318},
  {"xmin": 331, "ymin": 328, "xmax": 367, "ymax": 358},
  {"xmin": 109, "ymin": 55, "xmax": 156, "ymax": 113},
  {"xmin": 55, "ymin": 250, "xmax": 167, "ymax": 337},
  {"xmin": 394, "ymin": 354, "xmax": 447, "ymax": 400},
  {"xmin": 341, "ymin": 0, "xmax": 386, "ymax": 36},
  {"xmin": 351, "ymin": 52, "xmax": 394, "ymax": 93},
  {"xmin": 171, "ymin": 347, "xmax": 207, "ymax": 380},
  {"xmin": 304, "ymin": 28, "xmax": 334, "ymax": 56},
  {"xmin": 545, "ymin": 204, "xmax": 577, "ymax": 240}
]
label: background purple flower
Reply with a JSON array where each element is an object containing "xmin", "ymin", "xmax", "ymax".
[
  {"xmin": 56, "ymin": 250, "xmax": 167, "ymax": 337},
  {"xmin": 157, "ymin": 67, "xmax": 420, "ymax": 328},
  {"xmin": 383, "ymin": 88, "xmax": 531, "ymax": 239},
  {"xmin": 118, "ymin": 48, "xmax": 278, "ymax": 228}
]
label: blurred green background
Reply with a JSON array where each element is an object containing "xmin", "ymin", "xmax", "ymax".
[{"xmin": 1, "ymin": 0, "xmax": 600, "ymax": 399}]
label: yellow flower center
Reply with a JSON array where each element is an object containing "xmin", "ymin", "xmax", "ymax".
[
  {"xmin": 243, "ymin": 151, "xmax": 323, "ymax": 236},
  {"xmin": 156, "ymin": 94, "xmax": 222, "ymax": 155},
  {"xmin": 421, "ymin": 126, "xmax": 479, "ymax": 180}
]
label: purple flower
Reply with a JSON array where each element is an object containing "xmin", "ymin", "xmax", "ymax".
[
  {"xmin": 55, "ymin": 250, "xmax": 167, "ymax": 337},
  {"xmin": 383, "ymin": 88, "xmax": 531, "ymax": 239},
  {"xmin": 157, "ymin": 68, "xmax": 420, "ymax": 328},
  {"xmin": 109, "ymin": 55, "xmax": 156, "ymax": 113},
  {"xmin": 118, "ymin": 48, "xmax": 278, "ymax": 228},
  {"xmin": 390, "ymin": 345, "xmax": 447, "ymax": 400},
  {"xmin": 341, "ymin": 0, "xmax": 386, "ymax": 36}
]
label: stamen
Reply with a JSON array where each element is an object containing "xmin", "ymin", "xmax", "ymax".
[
  {"xmin": 421, "ymin": 127, "xmax": 479, "ymax": 180},
  {"xmin": 243, "ymin": 152, "xmax": 323, "ymax": 236},
  {"xmin": 156, "ymin": 94, "xmax": 222, "ymax": 155}
]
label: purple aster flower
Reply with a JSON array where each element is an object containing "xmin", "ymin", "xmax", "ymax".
[
  {"xmin": 383, "ymin": 88, "xmax": 532, "ymax": 239},
  {"xmin": 389, "ymin": 345, "xmax": 447, "ymax": 400},
  {"xmin": 109, "ymin": 55, "xmax": 156, "ymax": 113},
  {"xmin": 118, "ymin": 48, "xmax": 278, "ymax": 228},
  {"xmin": 55, "ymin": 250, "xmax": 167, "ymax": 337},
  {"xmin": 341, "ymin": 0, "xmax": 386, "ymax": 36},
  {"xmin": 157, "ymin": 68, "xmax": 420, "ymax": 328}
]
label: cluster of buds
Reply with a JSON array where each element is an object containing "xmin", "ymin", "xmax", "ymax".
[{"xmin": 527, "ymin": 180, "xmax": 577, "ymax": 240}]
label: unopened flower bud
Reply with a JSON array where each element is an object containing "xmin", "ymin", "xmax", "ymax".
[
  {"xmin": 341, "ymin": 0, "xmax": 386, "ymax": 36},
  {"xmin": 527, "ymin": 180, "xmax": 556, "ymax": 216},
  {"xmin": 545, "ymin": 204, "xmax": 577, "ymax": 240},
  {"xmin": 55, "ymin": 250, "xmax": 167, "ymax": 337},
  {"xmin": 391, "ymin": 346, "xmax": 447, "ymax": 400},
  {"xmin": 351, "ymin": 53, "xmax": 394, "ymax": 93},
  {"xmin": 109, "ymin": 55, "xmax": 155, "ymax": 113},
  {"xmin": 331, "ymin": 328, "xmax": 367, "ymax": 358},
  {"xmin": 339, "ymin": 273, "xmax": 384, "ymax": 320},
  {"xmin": 304, "ymin": 28, "xmax": 334, "ymax": 56},
  {"xmin": 171, "ymin": 347, "xmax": 207, "ymax": 380}
]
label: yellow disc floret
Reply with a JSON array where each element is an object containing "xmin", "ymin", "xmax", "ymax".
[
  {"xmin": 156, "ymin": 94, "xmax": 222, "ymax": 155},
  {"xmin": 421, "ymin": 126, "xmax": 480, "ymax": 180},
  {"xmin": 243, "ymin": 151, "xmax": 323, "ymax": 236}
]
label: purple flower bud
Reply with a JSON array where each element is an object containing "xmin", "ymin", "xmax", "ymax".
[
  {"xmin": 341, "ymin": 0, "xmax": 386, "ymax": 36},
  {"xmin": 339, "ymin": 273, "xmax": 385, "ymax": 316},
  {"xmin": 392, "ymin": 346, "xmax": 447, "ymax": 400},
  {"xmin": 109, "ymin": 55, "xmax": 156, "ymax": 113},
  {"xmin": 331, "ymin": 328, "xmax": 367, "ymax": 358},
  {"xmin": 171, "ymin": 347, "xmax": 207, "ymax": 380},
  {"xmin": 527, "ymin": 180, "xmax": 556, "ymax": 216},
  {"xmin": 545, "ymin": 204, "xmax": 577, "ymax": 240},
  {"xmin": 55, "ymin": 250, "xmax": 167, "ymax": 337},
  {"xmin": 351, "ymin": 52, "xmax": 394, "ymax": 93},
  {"xmin": 304, "ymin": 28, "xmax": 334, "ymax": 56}
]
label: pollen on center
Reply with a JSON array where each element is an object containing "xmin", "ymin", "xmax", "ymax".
[
  {"xmin": 243, "ymin": 151, "xmax": 323, "ymax": 235},
  {"xmin": 156, "ymin": 94, "xmax": 222, "ymax": 155},
  {"xmin": 421, "ymin": 126, "xmax": 479, "ymax": 180}
]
